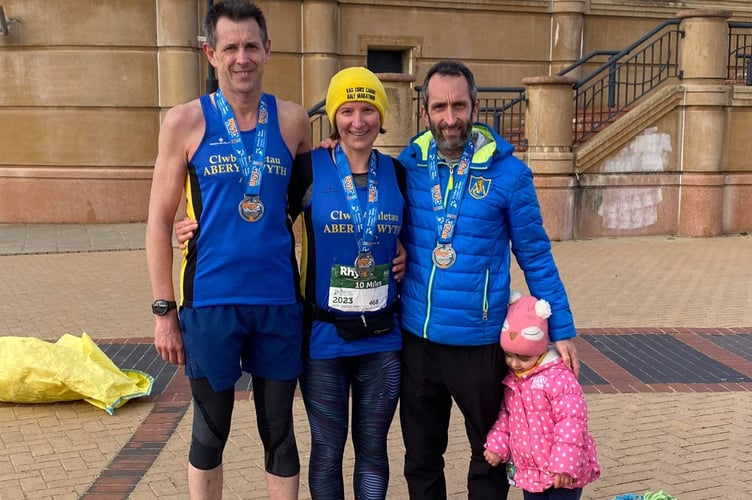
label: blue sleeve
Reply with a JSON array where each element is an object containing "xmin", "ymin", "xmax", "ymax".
[{"xmin": 507, "ymin": 163, "xmax": 576, "ymax": 341}]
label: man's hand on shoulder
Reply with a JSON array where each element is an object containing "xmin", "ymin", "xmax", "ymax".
[
  {"xmin": 392, "ymin": 240, "xmax": 406, "ymax": 281},
  {"xmin": 319, "ymin": 137, "xmax": 337, "ymax": 150},
  {"xmin": 554, "ymin": 338, "xmax": 580, "ymax": 378}
]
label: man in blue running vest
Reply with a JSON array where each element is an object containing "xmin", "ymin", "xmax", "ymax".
[{"xmin": 145, "ymin": 2, "xmax": 311, "ymax": 499}]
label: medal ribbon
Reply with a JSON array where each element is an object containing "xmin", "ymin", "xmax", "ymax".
[
  {"xmin": 334, "ymin": 143, "xmax": 379, "ymax": 254},
  {"xmin": 214, "ymin": 89, "xmax": 269, "ymax": 197},
  {"xmin": 427, "ymin": 138, "xmax": 474, "ymax": 245}
]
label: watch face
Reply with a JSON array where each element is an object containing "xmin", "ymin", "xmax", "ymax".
[
  {"xmin": 152, "ymin": 300, "xmax": 175, "ymax": 315},
  {"xmin": 153, "ymin": 302, "xmax": 168, "ymax": 315}
]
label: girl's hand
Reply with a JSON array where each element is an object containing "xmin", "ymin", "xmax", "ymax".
[
  {"xmin": 483, "ymin": 449, "xmax": 502, "ymax": 467},
  {"xmin": 551, "ymin": 472, "xmax": 573, "ymax": 488}
]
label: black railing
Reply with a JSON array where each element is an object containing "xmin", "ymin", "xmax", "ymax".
[
  {"xmin": 728, "ymin": 21, "xmax": 752, "ymax": 85},
  {"xmin": 413, "ymin": 86, "xmax": 527, "ymax": 150},
  {"xmin": 572, "ymin": 19, "xmax": 682, "ymax": 143},
  {"xmin": 308, "ymin": 98, "xmax": 334, "ymax": 146},
  {"xmin": 312, "ymin": 19, "xmax": 752, "ymax": 149},
  {"xmin": 557, "ymin": 50, "xmax": 620, "ymax": 78},
  {"xmin": 307, "ymin": 87, "xmax": 527, "ymax": 150}
]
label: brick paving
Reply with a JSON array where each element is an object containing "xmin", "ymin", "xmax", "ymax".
[{"xmin": 1, "ymin": 224, "xmax": 751, "ymax": 499}]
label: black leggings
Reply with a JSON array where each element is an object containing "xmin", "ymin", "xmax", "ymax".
[{"xmin": 188, "ymin": 376, "xmax": 300, "ymax": 477}]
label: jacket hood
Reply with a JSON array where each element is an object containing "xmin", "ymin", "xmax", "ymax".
[{"xmin": 406, "ymin": 122, "xmax": 515, "ymax": 170}]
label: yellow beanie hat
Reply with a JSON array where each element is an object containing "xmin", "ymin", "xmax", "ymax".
[{"xmin": 325, "ymin": 67, "xmax": 388, "ymax": 127}]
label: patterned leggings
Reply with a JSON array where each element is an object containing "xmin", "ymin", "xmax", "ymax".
[{"xmin": 300, "ymin": 350, "xmax": 401, "ymax": 500}]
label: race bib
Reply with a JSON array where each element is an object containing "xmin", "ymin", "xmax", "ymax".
[{"xmin": 328, "ymin": 263, "xmax": 389, "ymax": 313}]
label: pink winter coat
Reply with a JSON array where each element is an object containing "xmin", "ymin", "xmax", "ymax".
[{"xmin": 484, "ymin": 350, "xmax": 600, "ymax": 493}]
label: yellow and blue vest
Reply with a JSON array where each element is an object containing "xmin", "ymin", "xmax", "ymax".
[{"xmin": 181, "ymin": 93, "xmax": 299, "ymax": 308}]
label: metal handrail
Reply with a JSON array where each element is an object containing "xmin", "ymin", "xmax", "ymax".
[
  {"xmin": 308, "ymin": 99, "xmax": 334, "ymax": 146},
  {"xmin": 728, "ymin": 21, "xmax": 752, "ymax": 85},
  {"xmin": 572, "ymin": 19, "xmax": 682, "ymax": 143},
  {"xmin": 312, "ymin": 19, "xmax": 752, "ymax": 149},
  {"xmin": 557, "ymin": 50, "xmax": 620, "ymax": 78},
  {"xmin": 575, "ymin": 20, "xmax": 682, "ymax": 89}
]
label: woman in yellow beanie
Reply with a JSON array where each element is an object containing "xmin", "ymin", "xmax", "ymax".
[
  {"xmin": 173, "ymin": 65, "xmax": 406, "ymax": 498},
  {"xmin": 289, "ymin": 66, "xmax": 406, "ymax": 500}
]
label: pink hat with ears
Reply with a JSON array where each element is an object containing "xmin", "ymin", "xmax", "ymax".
[{"xmin": 500, "ymin": 291, "xmax": 552, "ymax": 356}]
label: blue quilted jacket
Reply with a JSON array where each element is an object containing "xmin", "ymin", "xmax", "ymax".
[{"xmin": 397, "ymin": 123, "xmax": 575, "ymax": 345}]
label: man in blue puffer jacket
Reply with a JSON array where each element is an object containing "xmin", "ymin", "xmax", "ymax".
[{"xmin": 397, "ymin": 60, "xmax": 579, "ymax": 500}]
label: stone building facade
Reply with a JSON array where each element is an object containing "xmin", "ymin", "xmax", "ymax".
[{"xmin": 1, "ymin": 0, "xmax": 751, "ymax": 239}]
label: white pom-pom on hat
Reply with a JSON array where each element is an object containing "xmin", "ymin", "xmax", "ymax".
[{"xmin": 535, "ymin": 299, "xmax": 552, "ymax": 320}]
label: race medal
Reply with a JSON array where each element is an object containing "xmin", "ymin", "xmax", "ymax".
[
  {"xmin": 333, "ymin": 144, "xmax": 380, "ymax": 279},
  {"xmin": 432, "ymin": 243, "xmax": 457, "ymax": 269},
  {"xmin": 215, "ymin": 90, "xmax": 269, "ymax": 223},
  {"xmin": 238, "ymin": 195, "xmax": 265, "ymax": 222},
  {"xmin": 354, "ymin": 251, "xmax": 376, "ymax": 278},
  {"xmin": 426, "ymin": 137, "xmax": 474, "ymax": 272}
]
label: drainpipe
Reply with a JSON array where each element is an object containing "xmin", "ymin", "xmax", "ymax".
[
  {"xmin": 205, "ymin": 0, "xmax": 218, "ymax": 93},
  {"xmin": 675, "ymin": 9, "xmax": 731, "ymax": 237}
]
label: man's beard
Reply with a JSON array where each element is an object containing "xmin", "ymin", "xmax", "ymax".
[{"xmin": 428, "ymin": 118, "xmax": 472, "ymax": 157}]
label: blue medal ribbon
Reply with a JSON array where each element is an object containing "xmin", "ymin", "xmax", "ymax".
[
  {"xmin": 333, "ymin": 143, "xmax": 379, "ymax": 255},
  {"xmin": 427, "ymin": 138, "xmax": 474, "ymax": 246},
  {"xmin": 214, "ymin": 89, "xmax": 269, "ymax": 198}
]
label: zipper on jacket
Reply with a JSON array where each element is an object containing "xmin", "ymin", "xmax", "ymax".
[
  {"xmin": 444, "ymin": 162, "xmax": 455, "ymax": 206},
  {"xmin": 482, "ymin": 268, "xmax": 490, "ymax": 320},
  {"xmin": 422, "ymin": 266, "xmax": 437, "ymax": 338}
]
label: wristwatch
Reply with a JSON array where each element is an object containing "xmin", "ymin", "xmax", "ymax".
[{"xmin": 151, "ymin": 299, "xmax": 177, "ymax": 316}]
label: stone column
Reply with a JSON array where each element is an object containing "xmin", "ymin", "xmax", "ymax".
[
  {"xmin": 156, "ymin": 0, "xmax": 201, "ymax": 108},
  {"xmin": 301, "ymin": 0, "xmax": 339, "ymax": 108},
  {"xmin": 522, "ymin": 76, "xmax": 577, "ymax": 240},
  {"xmin": 550, "ymin": 0, "xmax": 587, "ymax": 77},
  {"xmin": 678, "ymin": 9, "xmax": 732, "ymax": 83},
  {"xmin": 155, "ymin": 0, "xmax": 202, "ymax": 219},
  {"xmin": 676, "ymin": 9, "xmax": 732, "ymax": 237},
  {"xmin": 374, "ymin": 73, "xmax": 416, "ymax": 157}
]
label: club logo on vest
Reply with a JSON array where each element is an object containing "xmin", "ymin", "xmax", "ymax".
[{"xmin": 468, "ymin": 175, "xmax": 491, "ymax": 199}]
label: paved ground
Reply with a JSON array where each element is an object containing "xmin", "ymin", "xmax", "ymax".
[{"xmin": 1, "ymin": 223, "xmax": 751, "ymax": 499}]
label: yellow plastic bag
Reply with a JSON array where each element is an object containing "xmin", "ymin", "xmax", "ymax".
[{"xmin": 0, "ymin": 332, "xmax": 153, "ymax": 415}]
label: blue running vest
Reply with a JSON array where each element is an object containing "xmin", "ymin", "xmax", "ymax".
[
  {"xmin": 181, "ymin": 93, "xmax": 299, "ymax": 307},
  {"xmin": 300, "ymin": 148, "xmax": 404, "ymax": 359}
]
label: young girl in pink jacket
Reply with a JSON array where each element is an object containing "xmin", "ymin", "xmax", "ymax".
[{"xmin": 484, "ymin": 293, "xmax": 600, "ymax": 500}]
